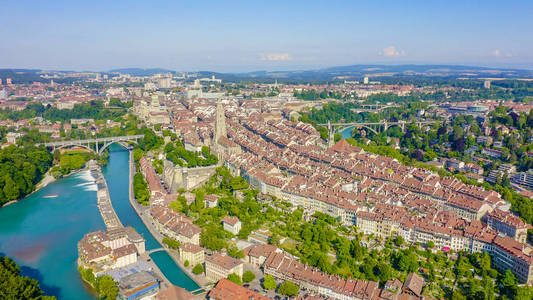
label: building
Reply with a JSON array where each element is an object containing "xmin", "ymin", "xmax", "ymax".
[
  {"xmin": 78, "ymin": 230, "xmax": 139, "ymax": 272},
  {"xmin": 511, "ymin": 170, "xmax": 533, "ymax": 189},
  {"xmin": 401, "ymin": 273, "xmax": 425, "ymax": 297},
  {"xmin": 118, "ymin": 271, "xmax": 160, "ymax": 300},
  {"xmin": 205, "ymin": 253, "xmax": 243, "ymax": 282},
  {"xmin": 491, "ymin": 236, "xmax": 533, "ymax": 284},
  {"xmin": 205, "ymin": 194, "xmax": 220, "ymax": 208},
  {"xmin": 178, "ymin": 242, "xmax": 205, "ymax": 266},
  {"xmin": 264, "ymin": 251, "xmax": 381, "ymax": 299},
  {"xmin": 247, "ymin": 228, "xmax": 272, "ymax": 244},
  {"xmin": 363, "ymin": 77, "xmax": 369, "ymax": 84},
  {"xmin": 108, "ymin": 227, "xmax": 146, "ymax": 254},
  {"xmin": 243, "ymin": 244, "xmax": 281, "ymax": 267},
  {"xmin": 156, "ymin": 285, "xmax": 194, "ymax": 300},
  {"xmin": 150, "ymin": 205, "xmax": 201, "ymax": 245},
  {"xmin": 207, "ymin": 278, "xmax": 270, "ymax": 300},
  {"xmin": 484, "ymin": 80, "xmax": 491, "ymax": 89},
  {"xmin": 221, "ymin": 216, "xmax": 242, "ymax": 235},
  {"xmin": 5, "ymin": 132, "xmax": 23, "ymax": 144},
  {"xmin": 484, "ymin": 208, "xmax": 531, "ymax": 243}
]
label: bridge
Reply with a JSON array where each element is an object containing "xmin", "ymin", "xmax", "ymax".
[
  {"xmin": 319, "ymin": 120, "xmax": 438, "ymax": 146},
  {"xmin": 145, "ymin": 248, "xmax": 166, "ymax": 255},
  {"xmin": 349, "ymin": 104, "xmax": 401, "ymax": 113},
  {"xmin": 38, "ymin": 135, "xmax": 144, "ymax": 154}
]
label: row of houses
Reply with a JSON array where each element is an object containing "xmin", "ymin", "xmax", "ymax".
[{"xmin": 150, "ymin": 204, "xmax": 202, "ymax": 245}]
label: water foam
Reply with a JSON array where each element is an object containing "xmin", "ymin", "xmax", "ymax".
[{"xmin": 75, "ymin": 170, "xmax": 97, "ymax": 191}]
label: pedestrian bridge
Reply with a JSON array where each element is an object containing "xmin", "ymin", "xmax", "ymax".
[
  {"xmin": 38, "ymin": 135, "xmax": 144, "ymax": 154},
  {"xmin": 146, "ymin": 248, "xmax": 166, "ymax": 255}
]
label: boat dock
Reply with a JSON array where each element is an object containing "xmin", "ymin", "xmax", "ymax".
[{"xmin": 89, "ymin": 160, "xmax": 123, "ymax": 230}]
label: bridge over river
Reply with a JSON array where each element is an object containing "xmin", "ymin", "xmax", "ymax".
[{"xmin": 37, "ymin": 134, "xmax": 144, "ymax": 154}]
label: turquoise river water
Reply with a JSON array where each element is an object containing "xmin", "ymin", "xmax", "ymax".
[{"xmin": 0, "ymin": 144, "xmax": 198, "ymax": 299}]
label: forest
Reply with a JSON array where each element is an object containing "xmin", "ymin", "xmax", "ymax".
[
  {"xmin": 0, "ymin": 100, "xmax": 129, "ymax": 122},
  {"xmin": 0, "ymin": 145, "xmax": 53, "ymax": 206},
  {"xmin": 0, "ymin": 256, "xmax": 55, "ymax": 300}
]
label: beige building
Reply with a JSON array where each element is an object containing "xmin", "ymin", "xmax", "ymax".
[
  {"xmin": 205, "ymin": 253, "xmax": 243, "ymax": 282},
  {"xmin": 179, "ymin": 243, "xmax": 205, "ymax": 266}
]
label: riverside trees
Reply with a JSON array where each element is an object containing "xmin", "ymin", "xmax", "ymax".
[
  {"xmin": 0, "ymin": 256, "xmax": 55, "ymax": 300},
  {"xmin": 0, "ymin": 145, "xmax": 53, "ymax": 205}
]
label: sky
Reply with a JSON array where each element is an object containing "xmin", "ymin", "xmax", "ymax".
[{"xmin": 1, "ymin": 0, "xmax": 533, "ymax": 72}]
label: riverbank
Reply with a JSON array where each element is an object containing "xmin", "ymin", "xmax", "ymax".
[
  {"xmin": 127, "ymin": 150, "xmax": 208, "ymax": 288},
  {"xmin": 1, "ymin": 166, "xmax": 84, "ymax": 208}
]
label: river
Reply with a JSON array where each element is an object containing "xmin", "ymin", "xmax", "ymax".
[
  {"xmin": 341, "ymin": 126, "xmax": 353, "ymax": 139},
  {"xmin": 0, "ymin": 144, "xmax": 198, "ymax": 299}
]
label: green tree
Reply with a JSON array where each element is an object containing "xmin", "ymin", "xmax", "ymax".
[
  {"xmin": 242, "ymin": 270, "xmax": 256, "ymax": 283},
  {"xmin": 227, "ymin": 273, "xmax": 242, "ymax": 285},
  {"xmin": 426, "ymin": 241, "xmax": 435, "ymax": 249},
  {"xmin": 96, "ymin": 275, "xmax": 118, "ymax": 300},
  {"xmin": 227, "ymin": 245, "xmax": 244, "ymax": 259},
  {"xmin": 192, "ymin": 264, "xmax": 204, "ymax": 275},
  {"xmin": 3, "ymin": 175, "xmax": 20, "ymax": 200},
  {"xmin": 0, "ymin": 256, "xmax": 56, "ymax": 300},
  {"xmin": 278, "ymin": 280, "xmax": 299, "ymax": 296},
  {"xmin": 162, "ymin": 237, "xmax": 180, "ymax": 249},
  {"xmin": 262, "ymin": 275, "xmax": 277, "ymax": 290},
  {"xmin": 184, "ymin": 260, "xmax": 189, "ymax": 267}
]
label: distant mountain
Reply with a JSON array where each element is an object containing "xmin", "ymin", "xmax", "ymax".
[
  {"xmin": 2, "ymin": 64, "xmax": 533, "ymax": 85},
  {"xmin": 108, "ymin": 68, "xmax": 176, "ymax": 76},
  {"xmin": 223, "ymin": 64, "xmax": 533, "ymax": 82}
]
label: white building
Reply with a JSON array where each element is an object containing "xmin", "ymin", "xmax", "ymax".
[{"xmin": 221, "ymin": 216, "xmax": 241, "ymax": 235}]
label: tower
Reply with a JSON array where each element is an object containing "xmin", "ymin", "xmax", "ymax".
[{"xmin": 214, "ymin": 100, "xmax": 227, "ymax": 144}]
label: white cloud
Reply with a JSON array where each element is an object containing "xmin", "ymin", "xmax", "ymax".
[
  {"xmin": 381, "ymin": 46, "xmax": 405, "ymax": 57},
  {"xmin": 490, "ymin": 49, "xmax": 501, "ymax": 57},
  {"xmin": 260, "ymin": 53, "xmax": 291, "ymax": 61},
  {"xmin": 490, "ymin": 49, "xmax": 513, "ymax": 57}
]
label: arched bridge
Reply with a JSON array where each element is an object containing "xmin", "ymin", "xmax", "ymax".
[
  {"xmin": 319, "ymin": 120, "xmax": 438, "ymax": 146},
  {"xmin": 38, "ymin": 134, "xmax": 144, "ymax": 154}
]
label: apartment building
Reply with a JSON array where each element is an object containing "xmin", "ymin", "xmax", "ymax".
[
  {"xmin": 178, "ymin": 243, "xmax": 204, "ymax": 266},
  {"xmin": 205, "ymin": 253, "xmax": 243, "ymax": 282}
]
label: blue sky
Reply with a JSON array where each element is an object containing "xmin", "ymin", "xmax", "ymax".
[{"xmin": 1, "ymin": 0, "xmax": 532, "ymax": 72}]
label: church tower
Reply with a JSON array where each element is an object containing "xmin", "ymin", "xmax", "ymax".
[
  {"xmin": 214, "ymin": 100, "xmax": 227, "ymax": 142},
  {"xmin": 213, "ymin": 100, "xmax": 227, "ymax": 161}
]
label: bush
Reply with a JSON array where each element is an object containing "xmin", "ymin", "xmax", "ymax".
[
  {"xmin": 184, "ymin": 260, "xmax": 189, "ymax": 267},
  {"xmin": 243, "ymin": 270, "xmax": 256, "ymax": 283},
  {"xmin": 192, "ymin": 264, "xmax": 204, "ymax": 275}
]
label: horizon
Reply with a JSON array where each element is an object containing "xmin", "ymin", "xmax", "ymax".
[
  {"xmin": 3, "ymin": 62, "xmax": 533, "ymax": 75},
  {"xmin": 1, "ymin": 0, "xmax": 533, "ymax": 72}
]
